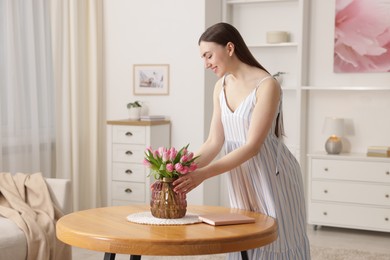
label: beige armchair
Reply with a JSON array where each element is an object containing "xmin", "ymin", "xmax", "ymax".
[{"xmin": 0, "ymin": 178, "xmax": 72, "ymax": 260}]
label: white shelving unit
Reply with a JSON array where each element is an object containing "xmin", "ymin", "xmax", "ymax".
[
  {"xmin": 222, "ymin": 1, "xmax": 390, "ymax": 234},
  {"xmin": 222, "ymin": 0, "xmax": 309, "ymax": 163}
]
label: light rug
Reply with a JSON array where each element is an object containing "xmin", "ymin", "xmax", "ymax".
[
  {"xmin": 310, "ymin": 245, "xmax": 390, "ymax": 260},
  {"xmin": 72, "ymin": 245, "xmax": 390, "ymax": 260},
  {"xmin": 139, "ymin": 246, "xmax": 390, "ymax": 260}
]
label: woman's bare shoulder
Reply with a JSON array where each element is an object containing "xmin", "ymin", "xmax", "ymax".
[{"xmin": 255, "ymin": 76, "xmax": 281, "ymax": 100}]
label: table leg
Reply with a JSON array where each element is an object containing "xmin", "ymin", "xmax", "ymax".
[
  {"xmin": 104, "ymin": 252, "xmax": 116, "ymax": 260},
  {"xmin": 241, "ymin": 250, "xmax": 248, "ymax": 260},
  {"xmin": 130, "ymin": 255, "xmax": 141, "ymax": 260}
]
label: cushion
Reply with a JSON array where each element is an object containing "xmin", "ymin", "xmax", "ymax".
[{"xmin": 0, "ymin": 217, "xmax": 26, "ymax": 260}]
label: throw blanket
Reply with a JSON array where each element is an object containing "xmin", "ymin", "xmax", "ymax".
[{"xmin": 0, "ymin": 172, "xmax": 71, "ymax": 260}]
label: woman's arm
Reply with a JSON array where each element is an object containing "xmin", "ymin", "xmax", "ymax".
[
  {"xmin": 192, "ymin": 78, "xmax": 225, "ymax": 168},
  {"xmin": 174, "ymin": 77, "xmax": 280, "ymax": 194}
]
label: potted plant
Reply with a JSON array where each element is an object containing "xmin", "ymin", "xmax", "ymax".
[
  {"xmin": 127, "ymin": 101, "xmax": 142, "ymax": 120},
  {"xmin": 143, "ymin": 144, "xmax": 200, "ymax": 219}
]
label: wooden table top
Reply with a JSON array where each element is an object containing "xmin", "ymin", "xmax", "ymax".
[{"xmin": 56, "ymin": 205, "xmax": 277, "ymax": 256}]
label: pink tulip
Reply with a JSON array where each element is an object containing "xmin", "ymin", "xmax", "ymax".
[
  {"xmin": 145, "ymin": 147, "xmax": 153, "ymax": 157},
  {"xmin": 174, "ymin": 163, "xmax": 184, "ymax": 173},
  {"xmin": 143, "ymin": 159, "xmax": 151, "ymax": 167},
  {"xmin": 162, "ymin": 151, "xmax": 170, "ymax": 162},
  {"xmin": 169, "ymin": 147, "xmax": 176, "ymax": 154},
  {"xmin": 169, "ymin": 148, "xmax": 177, "ymax": 161},
  {"xmin": 179, "ymin": 166, "xmax": 189, "ymax": 175},
  {"xmin": 180, "ymin": 155, "xmax": 189, "ymax": 163},
  {"xmin": 158, "ymin": 147, "xmax": 166, "ymax": 156},
  {"xmin": 166, "ymin": 163, "xmax": 174, "ymax": 172},
  {"xmin": 189, "ymin": 162, "xmax": 198, "ymax": 172}
]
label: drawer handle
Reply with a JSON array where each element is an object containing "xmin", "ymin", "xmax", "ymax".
[
  {"xmin": 125, "ymin": 132, "xmax": 133, "ymax": 136},
  {"xmin": 385, "ymin": 217, "xmax": 389, "ymax": 222},
  {"xmin": 323, "ymin": 212, "xmax": 327, "ymax": 216},
  {"xmin": 125, "ymin": 188, "xmax": 133, "ymax": 193},
  {"xmin": 324, "ymin": 190, "xmax": 328, "ymax": 194},
  {"xmin": 387, "ymin": 171, "xmax": 390, "ymax": 176},
  {"xmin": 125, "ymin": 169, "xmax": 133, "ymax": 174},
  {"xmin": 125, "ymin": 151, "xmax": 133, "ymax": 155},
  {"xmin": 324, "ymin": 168, "xmax": 328, "ymax": 172},
  {"xmin": 386, "ymin": 194, "xmax": 389, "ymax": 198}
]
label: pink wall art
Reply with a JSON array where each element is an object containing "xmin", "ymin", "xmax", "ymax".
[{"xmin": 334, "ymin": 0, "xmax": 390, "ymax": 73}]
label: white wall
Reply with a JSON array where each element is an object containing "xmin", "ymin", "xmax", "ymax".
[
  {"xmin": 307, "ymin": 1, "xmax": 390, "ymax": 154},
  {"xmin": 104, "ymin": 0, "xmax": 390, "ymax": 206},
  {"xmin": 104, "ymin": 0, "xmax": 222, "ymax": 205}
]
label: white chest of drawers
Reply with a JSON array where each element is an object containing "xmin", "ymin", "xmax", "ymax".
[
  {"xmin": 107, "ymin": 119, "xmax": 170, "ymax": 206},
  {"xmin": 307, "ymin": 153, "xmax": 390, "ymax": 232}
]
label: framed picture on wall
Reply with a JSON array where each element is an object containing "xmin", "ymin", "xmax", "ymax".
[
  {"xmin": 133, "ymin": 64, "xmax": 169, "ymax": 95},
  {"xmin": 334, "ymin": 0, "xmax": 390, "ymax": 73}
]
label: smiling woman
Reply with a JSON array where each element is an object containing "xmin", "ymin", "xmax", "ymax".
[{"xmin": 174, "ymin": 22, "xmax": 311, "ymax": 260}]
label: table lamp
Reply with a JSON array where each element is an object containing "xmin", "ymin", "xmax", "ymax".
[{"xmin": 323, "ymin": 117, "xmax": 344, "ymax": 154}]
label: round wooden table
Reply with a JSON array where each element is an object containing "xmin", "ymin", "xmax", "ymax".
[{"xmin": 56, "ymin": 205, "xmax": 277, "ymax": 260}]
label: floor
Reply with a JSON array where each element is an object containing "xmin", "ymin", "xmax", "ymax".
[
  {"xmin": 307, "ymin": 225, "xmax": 390, "ymax": 254},
  {"xmin": 71, "ymin": 225, "xmax": 390, "ymax": 259}
]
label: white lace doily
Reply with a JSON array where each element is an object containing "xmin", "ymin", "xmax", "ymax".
[{"xmin": 127, "ymin": 211, "xmax": 202, "ymax": 225}]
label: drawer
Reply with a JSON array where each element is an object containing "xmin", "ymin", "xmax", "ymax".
[
  {"xmin": 111, "ymin": 181, "xmax": 145, "ymax": 202},
  {"xmin": 112, "ymin": 163, "xmax": 146, "ymax": 182},
  {"xmin": 312, "ymin": 159, "xmax": 390, "ymax": 183},
  {"xmin": 311, "ymin": 180, "xmax": 390, "ymax": 207},
  {"xmin": 113, "ymin": 144, "xmax": 145, "ymax": 163},
  {"xmin": 308, "ymin": 202, "xmax": 390, "ymax": 232},
  {"xmin": 112, "ymin": 125, "xmax": 146, "ymax": 144}
]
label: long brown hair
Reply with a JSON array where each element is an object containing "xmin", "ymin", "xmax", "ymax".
[
  {"xmin": 199, "ymin": 23, "xmax": 285, "ymax": 137},
  {"xmin": 198, "ymin": 22, "xmax": 269, "ymax": 74}
]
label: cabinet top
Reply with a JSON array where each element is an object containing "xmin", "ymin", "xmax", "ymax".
[
  {"xmin": 307, "ymin": 152, "xmax": 390, "ymax": 162},
  {"xmin": 107, "ymin": 119, "xmax": 170, "ymax": 126}
]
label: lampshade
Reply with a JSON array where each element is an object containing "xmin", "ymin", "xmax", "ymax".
[{"xmin": 322, "ymin": 117, "xmax": 345, "ymax": 136}]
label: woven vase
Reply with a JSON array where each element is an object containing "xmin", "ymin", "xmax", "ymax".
[{"xmin": 150, "ymin": 177, "xmax": 187, "ymax": 219}]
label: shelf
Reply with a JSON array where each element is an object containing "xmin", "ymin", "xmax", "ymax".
[
  {"xmin": 281, "ymin": 87, "xmax": 299, "ymax": 91},
  {"xmin": 280, "ymin": 85, "xmax": 300, "ymax": 91},
  {"xmin": 302, "ymin": 86, "xmax": 390, "ymax": 91},
  {"xmin": 227, "ymin": 0, "xmax": 296, "ymax": 4},
  {"xmin": 248, "ymin": 42, "xmax": 298, "ymax": 48}
]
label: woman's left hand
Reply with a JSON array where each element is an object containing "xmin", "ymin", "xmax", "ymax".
[{"xmin": 173, "ymin": 169, "xmax": 204, "ymax": 194}]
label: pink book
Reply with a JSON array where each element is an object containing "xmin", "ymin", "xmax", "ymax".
[{"xmin": 198, "ymin": 213, "xmax": 255, "ymax": 226}]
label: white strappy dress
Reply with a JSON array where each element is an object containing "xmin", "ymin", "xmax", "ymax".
[{"xmin": 221, "ymin": 75, "xmax": 311, "ymax": 259}]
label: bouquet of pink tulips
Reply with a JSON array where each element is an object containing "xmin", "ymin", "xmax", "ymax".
[{"xmin": 143, "ymin": 144, "xmax": 200, "ymax": 180}]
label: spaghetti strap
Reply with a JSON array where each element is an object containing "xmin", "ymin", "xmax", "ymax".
[
  {"xmin": 222, "ymin": 74, "xmax": 228, "ymax": 87},
  {"xmin": 255, "ymin": 75, "xmax": 273, "ymax": 89},
  {"xmin": 223, "ymin": 74, "xmax": 273, "ymax": 90}
]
